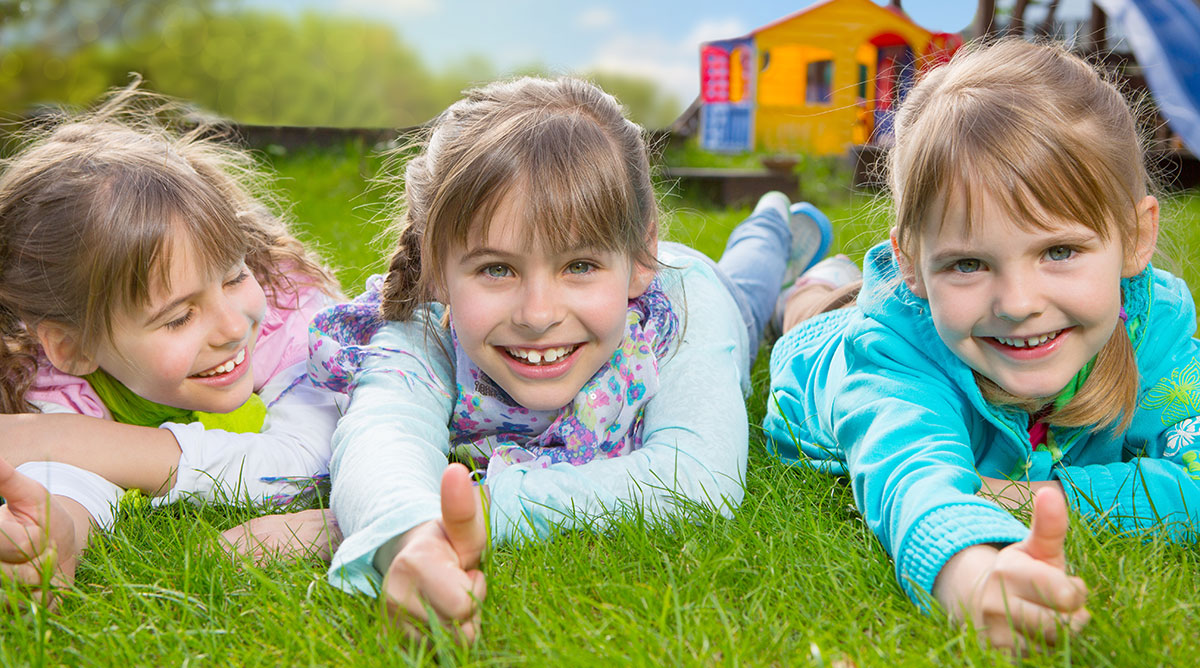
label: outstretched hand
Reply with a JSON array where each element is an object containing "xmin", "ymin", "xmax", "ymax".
[
  {"xmin": 220, "ymin": 508, "xmax": 342, "ymax": 565},
  {"xmin": 0, "ymin": 458, "xmax": 85, "ymax": 606},
  {"xmin": 380, "ymin": 463, "xmax": 489, "ymax": 642},
  {"xmin": 935, "ymin": 487, "xmax": 1090, "ymax": 652}
]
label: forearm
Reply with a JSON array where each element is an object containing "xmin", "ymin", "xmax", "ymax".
[
  {"xmin": 160, "ymin": 380, "xmax": 340, "ymax": 503},
  {"xmin": 2, "ymin": 413, "xmax": 182, "ymax": 492},
  {"xmin": 329, "ymin": 414, "xmax": 446, "ymax": 593}
]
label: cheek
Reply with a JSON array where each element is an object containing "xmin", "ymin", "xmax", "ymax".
[
  {"xmin": 143, "ymin": 336, "xmax": 204, "ymax": 382},
  {"xmin": 103, "ymin": 340, "xmax": 196, "ymax": 398},
  {"xmin": 447, "ymin": 291, "xmax": 496, "ymax": 346},
  {"xmin": 591, "ymin": 290, "xmax": 634, "ymax": 347},
  {"xmin": 242, "ymin": 280, "xmax": 269, "ymax": 324}
]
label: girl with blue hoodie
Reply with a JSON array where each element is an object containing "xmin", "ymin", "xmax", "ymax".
[{"xmin": 766, "ymin": 40, "xmax": 1192, "ymax": 651}]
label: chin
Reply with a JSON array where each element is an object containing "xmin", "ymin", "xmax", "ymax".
[{"xmin": 511, "ymin": 393, "xmax": 575, "ymax": 412}]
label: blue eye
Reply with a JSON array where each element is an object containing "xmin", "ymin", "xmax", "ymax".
[
  {"xmin": 1047, "ymin": 246, "xmax": 1074, "ymax": 261},
  {"xmin": 482, "ymin": 265, "xmax": 511, "ymax": 279},
  {"xmin": 953, "ymin": 258, "xmax": 982, "ymax": 273}
]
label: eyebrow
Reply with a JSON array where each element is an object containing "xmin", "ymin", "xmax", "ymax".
[{"xmin": 457, "ymin": 243, "xmax": 604, "ymax": 264}]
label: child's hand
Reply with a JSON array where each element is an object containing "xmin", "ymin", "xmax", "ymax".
[
  {"xmin": 934, "ymin": 487, "xmax": 1090, "ymax": 652},
  {"xmin": 380, "ymin": 463, "xmax": 488, "ymax": 642},
  {"xmin": 220, "ymin": 508, "xmax": 342, "ymax": 565},
  {"xmin": 0, "ymin": 458, "xmax": 85, "ymax": 607}
]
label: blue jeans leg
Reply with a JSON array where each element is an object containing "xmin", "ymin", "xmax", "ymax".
[{"xmin": 715, "ymin": 207, "xmax": 791, "ymax": 364}]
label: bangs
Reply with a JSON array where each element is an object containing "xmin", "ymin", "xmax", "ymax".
[
  {"xmin": 517, "ymin": 112, "xmax": 641, "ymax": 255},
  {"xmin": 899, "ymin": 83, "xmax": 1130, "ymax": 255},
  {"xmin": 83, "ymin": 162, "xmax": 247, "ymax": 341},
  {"xmin": 426, "ymin": 108, "xmax": 643, "ymax": 267}
]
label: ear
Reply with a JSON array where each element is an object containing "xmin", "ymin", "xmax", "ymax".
[
  {"xmin": 34, "ymin": 321, "xmax": 98, "ymax": 376},
  {"xmin": 890, "ymin": 227, "xmax": 927, "ymax": 299},
  {"xmin": 627, "ymin": 239, "xmax": 658, "ymax": 299},
  {"xmin": 1123, "ymin": 195, "xmax": 1159, "ymax": 277}
]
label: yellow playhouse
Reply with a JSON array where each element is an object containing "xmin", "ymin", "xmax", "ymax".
[{"xmin": 699, "ymin": 0, "xmax": 960, "ymax": 154}]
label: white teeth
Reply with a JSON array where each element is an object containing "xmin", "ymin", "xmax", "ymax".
[
  {"xmin": 195, "ymin": 348, "xmax": 247, "ymax": 378},
  {"xmin": 505, "ymin": 345, "xmax": 577, "ymax": 365},
  {"xmin": 995, "ymin": 331, "xmax": 1059, "ymax": 348}
]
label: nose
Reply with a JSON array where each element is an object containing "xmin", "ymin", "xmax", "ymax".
[
  {"xmin": 512, "ymin": 275, "xmax": 564, "ymax": 333},
  {"xmin": 992, "ymin": 268, "xmax": 1045, "ymax": 322},
  {"xmin": 211, "ymin": 294, "xmax": 251, "ymax": 348}
]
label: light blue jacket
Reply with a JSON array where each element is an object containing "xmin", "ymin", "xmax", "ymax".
[
  {"xmin": 328, "ymin": 245, "xmax": 750, "ymax": 596},
  {"xmin": 766, "ymin": 242, "xmax": 1200, "ymax": 606}
]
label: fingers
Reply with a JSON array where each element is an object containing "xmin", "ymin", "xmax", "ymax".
[
  {"xmin": 1002, "ymin": 558, "xmax": 1088, "ymax": 612},
  {"xmin": 386, "ymin": 550, "xmax": 486, "ymax": 623},
  {"xmin": 219, "ymin": 509, "xmax": 343, "ymax": 565},
  {"xmin": 980, "ymin": 592, "xmax": 1091, "ymax": 649},
  {"xmin": 440, "ymin": 463, "xmax": 487, "ymax": 569},
  {"xmin": 382, "ymin": 523, "xmax": 488, "ymax": 643},
  {"xmin": 0, "ymin": 512, "xmax": 49, "ymax": 564},
  {"xmin": 1022, "ymin": 486, "xmax": 1070, "ymax": 568},
  {"xmin": 0, "ymin": 458, "xmax": 51, "ymax": 521}
]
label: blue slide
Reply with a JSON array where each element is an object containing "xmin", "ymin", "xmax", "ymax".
[{"xmin": 1094, "ymin": 0, "xmax": 1200, "ymax": 155}]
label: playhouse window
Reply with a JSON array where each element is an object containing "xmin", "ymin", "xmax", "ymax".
[{"xmin": 806, "ymin": 60, "xmax": 833, "ymax": 105}]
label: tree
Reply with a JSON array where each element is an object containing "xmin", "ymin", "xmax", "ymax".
[
  {"xmin": 1035, "ymin": 0, "xmax": 1062, "ymax": 37},
  {"xmin": 1008, "ymin": 0, "xmax": 1030, "ymax": 37},
  {"xmin": 974, "ymin": 0, "xmax": 998, "ymax": 39}
]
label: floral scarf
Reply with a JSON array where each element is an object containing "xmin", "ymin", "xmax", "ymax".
[{"xmin": 307, "ymin": 275, "xmax": 678, "ymax": 480}]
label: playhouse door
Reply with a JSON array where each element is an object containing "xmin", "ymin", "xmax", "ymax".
[{"xmin": 872, "ymin": 45, "xmax": 915, "ymax": 145}]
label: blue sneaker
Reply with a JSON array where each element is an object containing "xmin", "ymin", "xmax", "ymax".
[{"xmin": 783, "ymin": 202, "xmax": 833, "ymax": 287}]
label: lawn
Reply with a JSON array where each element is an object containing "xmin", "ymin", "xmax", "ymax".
[{"xmin": 6, "ymin": 140, "xmax": 1200, "ymax": 667}]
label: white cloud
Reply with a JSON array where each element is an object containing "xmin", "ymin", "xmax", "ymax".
[
  {"xmin": 683, "ymin": 17, "xmax": 749, "ymax": 46},
  {"xmin": 582, "ymin": 17, "xmax": 748, "ymax": 108},
  {"xmin": 577, "ymin": 7, "xmax": 616, "ymax": 30}
]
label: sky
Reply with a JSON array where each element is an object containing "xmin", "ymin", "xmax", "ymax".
[{"xmin": 253, "ymin": 0, "xmax": 1097, "ymax": 105}]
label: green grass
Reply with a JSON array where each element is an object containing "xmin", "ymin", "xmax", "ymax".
[{"xmin": 6, "ymin": 141, "xmax": 1200, "ymax": 666}]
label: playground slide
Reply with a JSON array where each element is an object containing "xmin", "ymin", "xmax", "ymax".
[{"xmin": 1094, "ymin": 0, "xmax": 1200, "ymax": 156}]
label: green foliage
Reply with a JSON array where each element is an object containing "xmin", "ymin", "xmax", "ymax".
[{"xmin": 0, "ymin": 4, "xmax": 682, "ymax": 129}]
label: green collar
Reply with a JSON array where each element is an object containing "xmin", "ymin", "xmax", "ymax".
[
  {"xmin": 85, "ymin": 369, "xmax": 267, "ymax": 433},
  {"xmin": 1053, "ymin": 355, "xmax": 1095, "ymax": 411}
]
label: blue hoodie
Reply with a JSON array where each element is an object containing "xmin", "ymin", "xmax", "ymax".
[{"xmin": 765, "ymin": 242, "xmax": 1200, "ymax": 606}]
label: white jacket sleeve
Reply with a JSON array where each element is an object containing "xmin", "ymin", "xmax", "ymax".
[
  {"xmin": 157, "ymin": 362, "xmax": 346, "ymax": 505},
  {"xmin": 327, "ymin": 308, "xmax": 456, "ymax": 595}
]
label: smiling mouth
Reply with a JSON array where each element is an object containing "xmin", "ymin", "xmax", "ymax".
[
  {"xmin": 503, "ymin": 344, "xmax": 580, "ymax": 366},
  {"xmin": 990, "ymin": 330, "xmax": 1063, "ymax": 349},
  {"xmin": 192, "ymin": 348, "xmax": 247, "ymax": 378}
]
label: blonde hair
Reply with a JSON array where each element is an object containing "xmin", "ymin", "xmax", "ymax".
[
  {"xmin": 379, "ymin": 76, "xmax": 659, "ymax": 321},
  {"xmin": 889, "ymin": 40, "xmax": 1152, "ymax": 432},
  {"xmin": 0, "ymin": 81, "xmax": 338, "ymax": 413}
]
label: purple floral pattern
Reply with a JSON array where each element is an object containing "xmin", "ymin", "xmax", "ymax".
[{"xmin": 307, "ymin": 275, "xmax": 677, "ymax": 481}]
